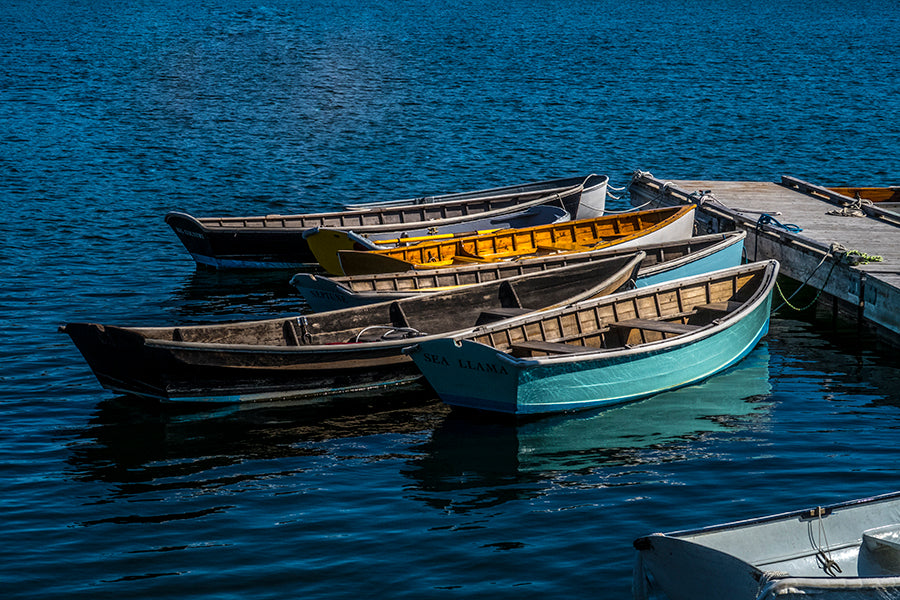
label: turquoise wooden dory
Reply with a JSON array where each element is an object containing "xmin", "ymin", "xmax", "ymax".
[
  {"xmin": 633, "ymin": 491, "xmax": 900, "ymax": 600},
  {"xmin": 403, "ymin": 260, "xmax": 778, "ymax": 415},
  {"xmin": 292, "ymin": 231, "xmax": 747, "ymax": 312}
]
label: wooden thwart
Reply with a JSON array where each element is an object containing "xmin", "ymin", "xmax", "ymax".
[
  {"xmin": 511, "ymin": 340, "xmax": 597, "ymax": 355},
  {"xmin": 695, "ymin": 301, "xmax": 742, "ymax": 313},
  {"xmin": 609, "ymin": 318, "xmax": 701, "ymax": 335}
]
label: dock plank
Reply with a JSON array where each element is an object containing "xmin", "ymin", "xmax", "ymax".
[{"xmin": 628, "ymin": 174, "xmax": 900, "ymax": 344}]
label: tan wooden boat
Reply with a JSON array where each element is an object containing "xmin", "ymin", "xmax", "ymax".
[
  {"xmin": 829, "ymin": 186, "xmax": 900, "ymax": 203},
  {"xmin": 334, "ymin": 205, "xmax": 696, "ymax": 276}
]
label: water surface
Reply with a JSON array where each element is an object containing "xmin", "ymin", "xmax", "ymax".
[{"xmin": 2, "ymin": 1, "xmax": 899, "ymax": 598}]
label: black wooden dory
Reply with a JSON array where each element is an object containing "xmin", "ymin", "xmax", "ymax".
[
  {"xmin": 166, "ymin": 174, "xmax": 608, "ymax": 270},
  {"xmin": 60, "ymin": 252, "xmax": 643, "ymax": 404}
]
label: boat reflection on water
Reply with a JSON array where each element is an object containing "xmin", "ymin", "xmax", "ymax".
[
  {"xmin": 405, "ymin": 344, "xmax": 772, "ymax": 510},
  {"xmin": 66, "ymin": 344, "xmax": 771, "ymax": 509},
  {"xmin": 66, "ymin": 389, "xmax": 449, "ymax": 490}
]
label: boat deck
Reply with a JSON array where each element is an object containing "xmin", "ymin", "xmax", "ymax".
[{"xmin": 629, "ymin": 174, "xmax": 900, "ymax": 344}]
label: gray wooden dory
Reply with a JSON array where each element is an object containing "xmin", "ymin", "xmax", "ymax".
[
  {"xmin": 633, "ymin": 491, "xmax": 900, "ymax": 600},
  {"xmin": 60, "ymin": 252, "xmax": 643, "ymax": 404}
]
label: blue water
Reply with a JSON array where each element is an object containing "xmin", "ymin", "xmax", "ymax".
[{"xmin": 2, "ymin": 1, "xmax": 899, "ymax": 598}]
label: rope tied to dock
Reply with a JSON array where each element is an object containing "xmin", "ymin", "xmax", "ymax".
[
  {"xmin": 627, "ymin": 171, "xmax": 668, "ymax": 210},
  {"xmin": 842, "ymin": 249, "xmax": 883, "ymax": 265},
  {"xmin": 826, "ymin": 196, "xmax": 872, "ymax": 218},
  {"xmin": 773, "ymin": 243, "xmax": 842, "ymax": 312},
  {"xmin": 773, "ymin": 243, "xmax": 884, "ymax": 312},
  {"xmin": 753, "ymin": 213, "xmax": 803, "ymax": 263}
]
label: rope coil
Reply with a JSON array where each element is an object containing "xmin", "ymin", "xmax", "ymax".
[{"xmin": 756, "ymin": 213, "xmax": 803, "ymax": 233}]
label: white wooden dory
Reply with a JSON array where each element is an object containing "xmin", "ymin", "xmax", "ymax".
[{"xmin": 343, "ymin": 173, "xmax": 609, "ymax": 219}]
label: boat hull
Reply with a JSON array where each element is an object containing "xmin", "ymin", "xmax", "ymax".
[
  {"xmin": 293, "ymin": 231, "xmax": 746, "ymax": 312},
  {"xmin": 407, "ymin": 261, "xmax": 777, "ymax": 415},
  {"xmin": 342, "ymin": 173, "xmax": 608, "ymax": 218},
  {"xmin": 336, "ymin": 205, "xmax": 696, "ymax": 276},
  {"xmin": 62, "ymin": 322, "xmax": 425, "ymax": 402},
  {"xmin": 633, "ymin": 491, "xmax": 900, "ymax": 600},
  {"xmin": 303, "ymin": 204, "xmax": 570, "ymax": 276},
  {"xmin": 62, "ymin": 253, "xmax": 643, "ymax": 403},
  {"xmin": 167, "ymin": 174, "xmax": 606, "ymax": 270}
]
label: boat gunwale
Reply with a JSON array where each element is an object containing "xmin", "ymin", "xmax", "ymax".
[
  {"xmin": 336, "ymin": 204, "xmax": 697, "ymax": 271},
  {"xmin": 642, "ymin": 490, "xmax": 900, "ymax": 542},
  {"xmin": 453, "ymin": 260, "xmax": 778, "ymax": 368},
  {"xmin": 130, "ymin": 253, "xmax": 646, "ymax": 353},
  {"xmin": 342, "ymin": 173, "xmax": 607, "ymax": 210},
  {"xmin": 289, "ymin": 231, "xmax": 747, "ymax": 307},
  {"xmin": 320, "ymin": 230, "xmax": 746, "ymax": 287},
  {"xmin": 175, "ymin": 175, "xmax": 605, "ymax": 231}
]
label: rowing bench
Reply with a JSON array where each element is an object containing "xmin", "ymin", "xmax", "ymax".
[
  {"xmin": 510, "ymin": 340, "xmax": 598, "ymax": 355},
  {"xmin": 608, "ymin": 318, "xmax": 701, "ymax": 335}
]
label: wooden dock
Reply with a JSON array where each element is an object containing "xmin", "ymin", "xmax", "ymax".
[{"xmin": 628, "ymin": 173, "xmax": 900, "ymax": 344}]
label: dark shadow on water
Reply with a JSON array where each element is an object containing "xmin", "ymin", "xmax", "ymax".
[
  {"xmin": 67, "ymin": 344, "xmax": 777, "ymax": 510},
  {"xmin": 66, "ymin": 385, "xmax": 449, "ymax": 492},
  {"xmin": 403, "ymin": 344, "xmax": 773, "ymax": 512},
  {"xmin": 767, "ymin": 317, "xmax": 900, "ymax": 407}
]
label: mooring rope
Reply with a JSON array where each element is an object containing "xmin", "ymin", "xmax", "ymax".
[
  {"xmin": 753, "ymin": 213, "xmax": 803, "ymax": 262},
  {"xmin": 773, "ymin": 245, "xmax": 839, "ymax": 312},
  {"xmin": 843, "ymin": 249, "xmax": 884, "ymax": 265},
  {"xmin": 626, "ymin": 171, "xmax": 666, "ymax": 210},
  {"xmin": 756, "ymin": 213, "xmax": 803, "ymax": 233},
  {"xmin": 826, "ymin": 196, "xmax": 872, "ymax": 218},
  {"xmin": 773, "ymin": 243, "xmax": 884, "ymax": 312}
]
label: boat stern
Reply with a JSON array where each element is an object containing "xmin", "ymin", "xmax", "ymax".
[{"xmin": 572, "ymin": 174, "xmax": 609, "ymax": 220}]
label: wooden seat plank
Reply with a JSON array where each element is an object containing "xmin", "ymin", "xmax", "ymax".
[
  {"xmin": 694, "ymin": 301, "xmax": 742, "ymax": 313},
  {"xmin": 511, "ymin": 340, "xmax": 597, "ymax": 355},
  {"xmin": 609, "ymin": 318, "xmax": 701, "ymax": 335}
]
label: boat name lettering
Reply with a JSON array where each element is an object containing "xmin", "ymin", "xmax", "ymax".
[
  {"xmin": 175, "ymin": 227, "xmax": 205, "ymax": 240},
  {"xmin": 422, "ymin": 353, "xmax": 450, "ymax": 366},
  {"xmin": 310, "ymin": 290, "xmax": 348, "ymax": 303},
  {"xmin": 457, "ymin": 359, "xmax": 508, "ymax": 375}
]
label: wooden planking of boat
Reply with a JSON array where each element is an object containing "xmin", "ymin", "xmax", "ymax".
[
  {"xmin": 301, "ymin": 203, "xmax": 570, "ymax": 276},
  {"xmin": 633, "ymin": 491, "xmax": 900, "ymax": 600},
  {"xmin": 291, "ymin": 231, "xmax": 746, "ymax": 312},
  {"xmin": 59, "ymin": 252, "xmax": 644, "ymax": 404},
  {"xmin": 403, "ymin": 260, "xmax": 778, "ymax": 415},
  {"xmin": 165, "ymin": 174, "xmax": 608, "ymax": 270},
  {"xmin": 341, "ymin": 173, "xmax": 609, "ymax": 213},
  {"xmin": 334, "ymin": 205, "xmax": 696, "ymax": 276},
  {"xmin": 828, "ymin": 185, "xmax": 900, "ymax": 204}
]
